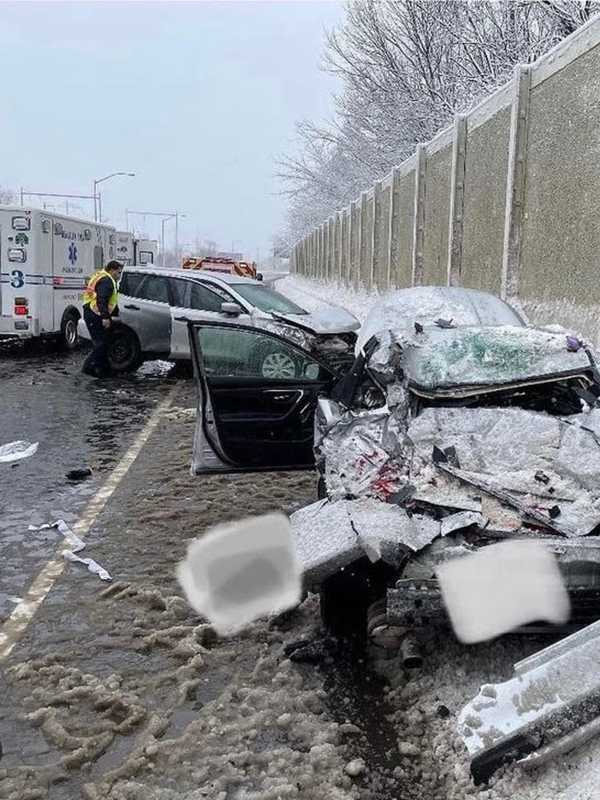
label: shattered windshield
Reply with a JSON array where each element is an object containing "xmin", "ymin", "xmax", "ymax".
[{"xmin": 403, "ymin": 326, "xmax": 592, "ymax": 390}]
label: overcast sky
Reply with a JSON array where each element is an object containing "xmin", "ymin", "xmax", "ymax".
[{"xmin": 0, "ymin": 0, "xmax": 341, "ymax": 259}]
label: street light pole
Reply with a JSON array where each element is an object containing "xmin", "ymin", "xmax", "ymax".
[
  {"xmin": 161, "ymin": 216, "xmax": 171, "ymax": 266},
  {"xmin": 92, "ymin": 171, "xmax": 135, "ymax": 222},
  {"xmin": 125, "ymin": 209, "xmax": 185, "ymax": 267}
]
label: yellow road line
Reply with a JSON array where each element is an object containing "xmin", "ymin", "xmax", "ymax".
[{"xmin": 0, "ymin": 387, "xmax": 177, "ymax": 662}]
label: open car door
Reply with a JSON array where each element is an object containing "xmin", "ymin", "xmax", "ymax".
[{"xmin": 189, "ymin": 321, "xmax": 336, "ymax": 474}]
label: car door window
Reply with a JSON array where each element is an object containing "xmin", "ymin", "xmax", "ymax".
[
  {"xmin": 199, "ymin": 282, "xmax": 236, "ymax": 304},
  {"xmin": 119, "ymin": 271, "xmax": 146, "ymax": 297},
  {"xmin": 190, "ymin": 283, "xmax": 226, "ymax": 313},
  {"xmin": 196, "ymin": 326, "xmax": 327, "ymax": 381},
  {"xmin": 169, "ymin": 278, "xmax": 190, "ymax": 308},
  {"xmin": 136, "ymin": 274, "xmax": 170, "ymax": 303}
]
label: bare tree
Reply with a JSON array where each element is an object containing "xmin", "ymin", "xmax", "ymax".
[
  {"xmin": 0, "ymin": 185, "xmax": 17, "ymax": 205},
  {"xmin": 278, "ymin": 0, "xmax": 599, "ymax": 243}
]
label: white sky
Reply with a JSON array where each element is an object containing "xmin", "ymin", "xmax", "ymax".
[{"xmin": 0, "ymin": 0, "xmax": 342, "ymax": 258}]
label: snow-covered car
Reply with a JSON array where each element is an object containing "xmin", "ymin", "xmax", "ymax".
[
  {"xmin": 78, "ymin": 267, "xmax": 359, "ymax": 375},
  {"xmin": 189, "ymin": 286, "xmax": 600, "ymax": 655}
]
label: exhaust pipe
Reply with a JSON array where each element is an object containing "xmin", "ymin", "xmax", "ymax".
[{"xmin": 399, "ymin": 633, "xmax": 423, "ymax": 669}]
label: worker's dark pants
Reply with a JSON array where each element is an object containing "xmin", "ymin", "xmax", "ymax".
[{"xmin": 82, "ymin": 306, "xmax": 110, "ymax": 377}]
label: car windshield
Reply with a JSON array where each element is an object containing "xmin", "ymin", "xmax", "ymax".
[
  {"xmin": 358, "ymin": 287, "xmax": 525, "ymax": 351},
  {"xmin": 402, "ymin": 326, "xmax": 592, "ymax": 391},
  {"xmin": 231, "ymin": 284, "xmax": 308, "ymax": 315}
]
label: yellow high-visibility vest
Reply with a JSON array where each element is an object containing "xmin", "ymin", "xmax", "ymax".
[{"xmin": 82, "ymin": 270, "xmax": 118, "ymax": 315}]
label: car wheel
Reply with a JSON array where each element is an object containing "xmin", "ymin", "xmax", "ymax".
[
  {"xmin": 251, "ymin": 344, "xmax": 298, "ymax": 379},
  {"xmin": 108, "ymin": 327, "xmax": 143, "ymax": 373},
  {"xmin": 60, "ymin": 311, "xmax": 79, "ymax": 351}
]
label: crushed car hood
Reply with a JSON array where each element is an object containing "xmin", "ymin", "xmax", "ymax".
[{"xmin": 273, "ymin": 306, "xmax": 360, "ymax": 335}]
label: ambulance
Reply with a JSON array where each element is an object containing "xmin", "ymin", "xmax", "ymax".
[
  {"xmin": 115, "ymin": 231, "xmax": 158, "ymax": 267},
  {"xmin": 0, "ymin": 206, "xmax": 116, "ymax": 348}
]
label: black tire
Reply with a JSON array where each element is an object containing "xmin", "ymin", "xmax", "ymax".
[
  {"xmin": 250, "ymin": 342, "xmax": 299, "ymax": 380},
  {"xmin": 108, "ymin": 326, "xmax": 143, "ymax": 373},
  {"xmin": 60, "ymin": 310, "xmax": 79, "ymax": 351}
]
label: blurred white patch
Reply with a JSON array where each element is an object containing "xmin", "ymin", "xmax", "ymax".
[
  {"xmin": 176, "ymin": 512, "xmax": 302, "ymax": 635},
  {"xmin": 436, "ymin": 541, "xmax": 570, "ymax": 643}
]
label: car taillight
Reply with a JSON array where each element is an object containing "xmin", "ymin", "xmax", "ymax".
[{"xmin": 14, "ymin": 297, "xmax": 28, "ymax": 316}]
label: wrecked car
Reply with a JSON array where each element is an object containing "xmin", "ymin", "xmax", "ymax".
[
  {"xmin": 189, "ymin": 286, "xmax": 600, "ymax": 659},
  {"xmin": 79, "ymin": 267, "xmax": 359, "ymax": 375}
]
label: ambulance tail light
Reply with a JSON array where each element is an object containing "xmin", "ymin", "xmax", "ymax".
[{"xmin": 14, "ymin": 297, "xmax": 29, "ymax": 316}]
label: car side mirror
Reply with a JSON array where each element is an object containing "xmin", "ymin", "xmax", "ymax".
[
  {"xmin": 220, "ymin": 302, "xmax": 242, "ymax": 316},
  {"xmin": 256, "ymin": 273, "xmax": 263, "ymax": 282}
]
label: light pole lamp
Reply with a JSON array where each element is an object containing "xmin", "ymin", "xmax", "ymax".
[{"xmin": 93, "ymin": 172, "xmax": 135, "ymax": 222}]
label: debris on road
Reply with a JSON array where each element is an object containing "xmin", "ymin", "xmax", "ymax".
[
  {"xmin": 177, "ymin": 512, "xmax": 302, "ymax": 634},
  {"xmin": 66, "ymin": 467, "xmax": 93, "ymax": 481},
  {"xmin": 0, "ymin": 440, "xmax": 39, "ymax": 463},
  {"xmin": 28, "ymin": 519, "xmax": 85, "ymax": 553},
  {"xmin": 63, "ymin": 551, "xmax": 112, "ymax": 581},
  {"xmin": 458, "ymin": 617, "xmax": 600, "ymax": 783}
]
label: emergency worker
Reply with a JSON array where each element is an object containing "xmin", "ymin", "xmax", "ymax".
[{"xmin": 81, "ymin": 260, "xmax": 123, "ymax": 378}]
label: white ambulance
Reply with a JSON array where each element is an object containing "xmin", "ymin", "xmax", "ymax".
[
  {"xmin": 115, "ymin": 232, "xmax": 158, "ymax": 266},
  {"xmin": 0, "ymin": 206, "xmax": 116, "ymax": 348}
]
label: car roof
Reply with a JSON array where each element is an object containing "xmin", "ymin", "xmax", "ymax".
[{"xmin": 122, "ymin": 266, "xmax": 261, "ymax": 287}]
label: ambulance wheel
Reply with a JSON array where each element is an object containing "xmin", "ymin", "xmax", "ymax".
[
  {"xmin": 109, "ymin": 327, "xmax": 142, "ymax": 373},
  {"xmin": 60, "ymin": 310, "xmax": 80, "ymax": 351}
]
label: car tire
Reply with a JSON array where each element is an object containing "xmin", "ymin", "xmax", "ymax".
[
  {"xmin": 59, "ymin": 310, "xmax": 80, "ymax": 351},
  {"xmin": 108, "ymin": 326, "xmax": 143, "ymax": 373},
  {"xmin": 251, "ymin": 343, "xmax": 298, "ymax": 380}
]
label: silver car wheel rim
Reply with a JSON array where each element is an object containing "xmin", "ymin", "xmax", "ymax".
[
  {"xmin": 65, "ymin": 319, "xmax": 77, "ymax": 346},
  {"xmin": 261, "ymin": 352, "xmax": 296, "ymax": 379}
]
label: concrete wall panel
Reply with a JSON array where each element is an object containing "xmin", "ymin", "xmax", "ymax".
[
  {"xmin": 461, "ymin": 107, "xmax": 511, "ymax": 294},
  {"xmin": 520, "ymin": 43, "xmax": 600, "ymax": 314},
  {"xmin": 422, "ymin": 145, "xmax": 452, "ymax": 285}
]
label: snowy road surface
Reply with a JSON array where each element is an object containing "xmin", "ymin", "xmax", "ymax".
[{"xmin": 1, "ymin": 292, "xmax": 599, "ymax": 799}]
